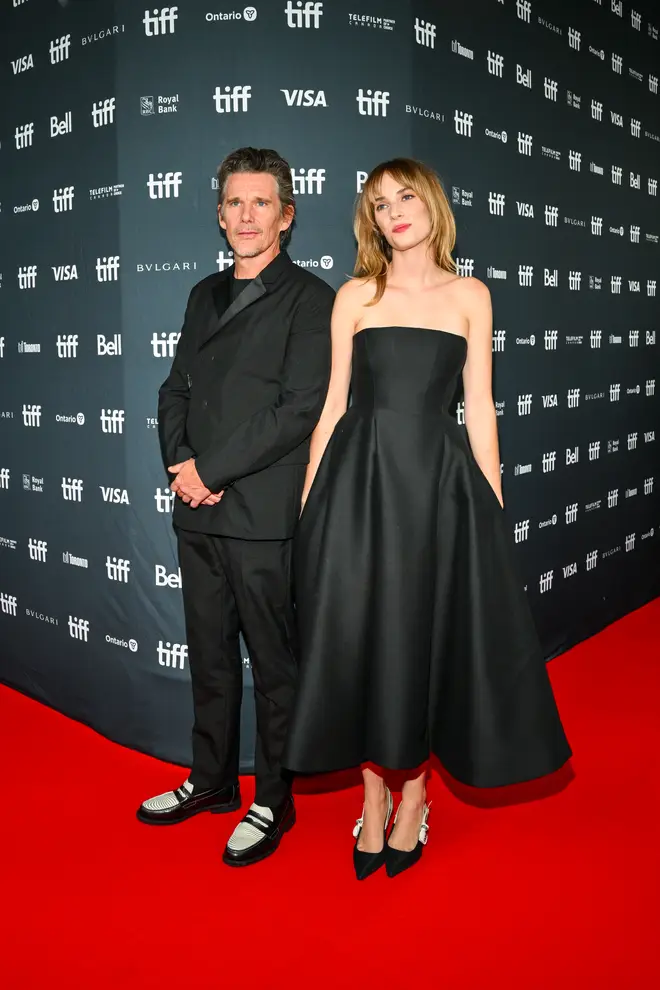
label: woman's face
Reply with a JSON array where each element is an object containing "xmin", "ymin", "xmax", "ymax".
[{"xmin": 372, "ymin": 172, "xmax": 432, "ymax": 253}]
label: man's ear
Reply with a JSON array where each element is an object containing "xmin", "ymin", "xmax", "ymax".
[
  {"xmin": 217, "ymin": 203, "xmax": 227, "ymax": 231},
  {"xmin": 281, "ymin": 203, "xmax": 295, "ymax": 232}
]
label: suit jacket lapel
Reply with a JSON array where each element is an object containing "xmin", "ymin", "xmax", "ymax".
[{"xmin": 200, "ymin": 272, "xmax": 266, "ymax": 349}]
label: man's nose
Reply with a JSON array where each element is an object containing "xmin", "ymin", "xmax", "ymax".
[{"xmin": 240, "ymin": 203, "xmax": 254, "ymax": 223}]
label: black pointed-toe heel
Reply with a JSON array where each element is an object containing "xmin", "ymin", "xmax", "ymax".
[
  {"xmin": 352, "ymin": 787, "xmax": 394, "ymax": 881},
  {"xmin": 385, "ymin": 802, "xmax": 431, "ymax": 878}
]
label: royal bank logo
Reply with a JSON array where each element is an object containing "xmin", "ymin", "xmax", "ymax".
[
  {"xmin": 143, "ymin": 6, "xmax": 178, "ymax": 35},
  {"xmin": 517, "ymin": 132, "xmax": 533, "ymax": 155},
  {"xmin": 15, "ymin": 122, "xmax": 34, "ymax": 149},
  {"xmin": 92, "ymin": 98, "xmax": 115, "ymax": 127},
  {"xmin": 69, "ymin": 616, "xmax": 90, "ymax": 641},
  {"xmin": 452, "ymin": 187, "xmax": 473, "ymax": 208},
  {"xmin": 285, "ymin": 1, "xmax": 322, "ymax": 28},
  {"xmin": 356, "ymin": 90, "xmax": 389, "ymax": 117},
  {"xmin": 147, "ymin": 171, "xmax": 182, "ymax": 198},
  {"xmin": 213, "ymin": 85, "xmax": 251, "ymax": 113},
  {"xmin": 49, "ymin": 34, "xmax": 71, "ymax": 64},
  {"xmin": 157, "ymin": 641, "xmax": 188, "ymax": 669},
  {"xmin": 96, "ymin": 256, "xmax": 120, "ymax": 282},
  {"xmin": 290, "ymin": 168, "xmax": 325, "ymax": 194},
  {"xmin": 454, "ymin": 110, "xmax": 473, "ymax": 137},
  {"xmin": 544, "ymin": 77, "xmax": 558, "ymax": 101},
  {"xmin": 151, "ymin": 332, "xmax": 180, "ymax": 357},
  {"xmin": 415, "ymin": 18, "xmax": 436, "ymax": 47},
  {"xmin": 106, "ymin": 556, "xmax": 131, "ymax": 582},
  {"xmin": 61, "ymin": 477, "xmax": 83, "ymax": 501},
  {"xmin": 566, "ymin": 90, "xmax": 581, "ymax": 110},
  {"xmin": 281, "ymin": 89, "xmax": 326, "ymax": 107},
  {"xmin": 487, "ymin": 51, "xmax": 504, "ymax": 77}
]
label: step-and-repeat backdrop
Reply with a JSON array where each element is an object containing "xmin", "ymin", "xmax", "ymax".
[{"xmin": 1, "ymin": 0, "xmax": 658, "ymax": 770}]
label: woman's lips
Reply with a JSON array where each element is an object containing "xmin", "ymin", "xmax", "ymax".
[{"xmin": 392, "ymin": 223, "xmax": 411, "ymax": 233}]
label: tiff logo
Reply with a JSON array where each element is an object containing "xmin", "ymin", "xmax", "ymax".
[
  {"xmin": 217, "ymin": 250, "xmax": 234, "ymax": 271},
  {"xmin": 514, "ymin": 520, "xmax": 530, "ymax": 543},
  {"xmin": 650, "ymin": 75, "xmax": 659, "ymax": 95},
  {"xmin": 608, "ymin": 489, "xmax": 619, "ymax": 509},
  {"xmin": 147, "ymin": 171, "xmax": 182, "ymax": 198},
  {"xmin": 612, "ymin": 165, "xmax": 623, "ymax": 184},
  {"xmin": 455, "ymin": 258, "xmax": 475, "ymax": 278},
  {"xmin": 625, "ymin": 533, "xmax": 636, "ymax": 553},
  {"xmin": 648, "ymin": 280, "xmax": 657, "ymax": 296},
  {"xmin": 646, "ymin": 379, "xmax": 656, "ymax": 396},
  {"xmin": 285, "ymin": 1, "xmax": 323, "ymax": 28},
  {"xmin": 291, "ymin": 168, "xmax": 326, "ymax": 194},
  {"xmin": 591, "ymin": 216, "xmax": 603, "ymax": 235},
  {"xmin": 17, "ymin": 265, "xmax": 38, "ymax": 289},
  {"xmin": 630, "ymin": 225, "xmax": 640, "ymax": 242},
  {"xmin": 542, "ymin": 451, "xmax": 557, "ymax": 472},
  {"xmin": 631, "ymin": 9, "xmax": 642, "ymax": 30},
  {"xmin": 629, "ymin": 331, "xmax": 639, "ymax": 346},
  {"xmin": 0, "ymin": 593, "xmax": 18, "ymax": 617},
  {"xmin": 49, "ymin": 34, "xmax": 71, "ymax": 64},
  {"xmin": 545, "ymin": 205, "xmax": 558, "ymax": 226},
  {"xmin": 61, "ymin": 477, "xmax": 83, "ymax": 501},
  {"xmin": 454, "ymin": 110, "xmax": 473, "ymax": 136},
  {"xmin": 591, "ymin": 330, "xmax": 602, "ymax": 348},
  {"xmin": 151, "ymin": 332, "xmax": 180, "ymax": 357},
  {"xmin": 155, "ymin": 487, "xmax": 175, "ymax": 512},
  {"xmin": 644, "ymin": 477, "xmax": 654, "ymax": 495},
  {"xmin": 544, "ymin": 330, "xmax": 558, "ymax": 349},
  {"xmin": 610, "ymin": 383, "xmax": 621, "ymax": 401},
  {"xmin": 14, "ymin": 122, "xmax": 34, "ymax": 149},
  {"xmin": 568, "ymin": 27, "xmax": 581, "ymax": 50},
  {"xmin": 100, "ymin": 409, "xmax": 125, "ymax": 433},
  {"xmin": 52, "ymin": 186, "xmax": 74, "ymax": 212},
  {"xmin": 68, "ymin": 616, "xmax": 89, "ymax": 641},
  {"xmin": 612, "ymin": 53, "xmax": 623, "ymax": 74},
  {"xmin": 487, "ymin": 51, "xmax": 504, "ymax": 77},
  {"xmin": 517, "ymin": 394, "xmax": 532, "ymax": 415},
  {"xmin": 544, "ymin": 77, "xmax": 558, "ymax": 101},
  {"xmin": 0, "ymin": 469, "xmax": 9, "ymax": 490},
  {"xmin": 414, "ymin": 17, "xmax": 436, "ymax": 48},
  {"xmin": 631, "ymin": 118, "xmax": 641, "ymax": 138},
  {"xmin": 157, "ymin": 641, "xmax": 188, "ymax": 669},
  {"xmin": 539, "ymin": 571, "xmax": 554, "ymax": 594},
  {"xmin": 628, "ymin": 432, "xmax": 638, "ymax": 450},
  {"xmin": 591, "ymin": 100, "xmax": 603, "ymax": 121},
  {"xmin": 568, "ymin": 271, "xmax": 582, "ymax": 290},
  {"xmin": 516, "ymin": 0, "xmax": 531, "ymax": 24},
  {"xmin": 356, "ymin": 89, "xmax": 389, "ymax": 117},
  {"xmin": 492, "ymin": 330, "xmax": 506, "ymax": 352},
  {"xmin": 567, "ymin": 388, "xmax": 580, "ymax": 408},
  {"xmin": 28, "ymin": 538, "xmax": 47, "ymax": 562},
  {"xmin": 213, "ymin": 85, "xmax": 251, "ymax": 113},
  {"xmin": 56, "ymin": 335, "xmax": 78, "ymax": 358},
  {"xmin": 648, "ymin": 178, "xmax": 657, "ymax": 195},
  {"xmin": 96, "ymin": 256, "xmax": 120, "ymax": 282},
  {"xmin": 589, "ymin": 441, "xmax": 601, "ymax": 460},
  {"xmin": 518, "ymin": 132, "xmax": 533, "ymax": 155},
  {"xmin": 92, "ymin": 98, "xmax": 115, "ymax": 127},
  {"xmin": 106, "ymin": 556, "xmax": 131, "ymax": 582},
  {"xmin": 586, "ymin": 550, "xmax": 599, "ymax": 571},
  {"xmin": 569, "ymin": 150, "xmax": 581, "ymax": 171},
  {"xmin": 518, "ymin": 264, "xmax": 533, "ymax": 286},
  {"xmin": 611, "ymin": 275, "xmax": 622, "ymax": 293},
  {"xmin": 488, "ymin": 192, "xmax": 505, "ymax": 216},
  {"xmin": 455, "ymin": 400, "xmax": 465, "ymax": 426},
  {"xmin": 22, "ymin": 404, "xmax": 41, "ymax": 427},
  {"xmin": 143, "ymin": 7, "xmax": 178, "ymax": 35},
  {"xmin": 565, "ymin": 503, "xmax": 579, "ymax": 524}
]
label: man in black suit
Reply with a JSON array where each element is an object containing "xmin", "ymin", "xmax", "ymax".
[{"xmin": 137, "ymin": 148, "xmax": 334, "ymax": 866}]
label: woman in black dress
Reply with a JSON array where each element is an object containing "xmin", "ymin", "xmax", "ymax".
[{"xmin": 284, "ymin": 159, "xmax": 571, "ymax": 879}]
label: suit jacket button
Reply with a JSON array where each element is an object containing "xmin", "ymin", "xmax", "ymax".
[{"xmin": 202, "ymin": 399, "xmax": 208, "ymax": 408}]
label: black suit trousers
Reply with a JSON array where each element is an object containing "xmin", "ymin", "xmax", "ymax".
[{"xmin": 177, "ymin": 528, "xmax": 297, "ymax": 808}]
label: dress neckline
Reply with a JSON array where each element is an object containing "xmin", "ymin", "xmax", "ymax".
[{"xmin": 354, "ymin": 325, "xmax": 468, "ymax": 346}]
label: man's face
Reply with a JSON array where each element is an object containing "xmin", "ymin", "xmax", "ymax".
[{"xmin": 218, "ymin": 172, "xmax": 293, "ymax": 259}]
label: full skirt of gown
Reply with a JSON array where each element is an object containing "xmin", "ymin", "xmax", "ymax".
[{"xmin": 283, "ymin": 326, "xmax": 572, "ymax": 787}]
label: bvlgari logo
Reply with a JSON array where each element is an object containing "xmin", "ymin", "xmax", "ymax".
[
  {"xmin": 135, "ymin": 261, "xmax": 198, "ymax": 273},
  {"xmin": 82, "ymin": 25, "xmax": 125, "ymax": 46}
]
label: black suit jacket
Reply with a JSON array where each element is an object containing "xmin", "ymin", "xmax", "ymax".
[{"xmin": 158, "ymin": 251, "xmax": 334, "ymax": 539}]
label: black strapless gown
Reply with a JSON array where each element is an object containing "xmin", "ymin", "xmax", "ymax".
[{"xmin": 284, "ymin": 327, "xmax": 571, "ymax": 787}]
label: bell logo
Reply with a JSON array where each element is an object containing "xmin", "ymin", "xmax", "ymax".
[
  {"xmin": 290, "ymin": 168, "xmax": 326, "ymax": 194},
  {"xmin": 97, "ymin": 333, "xmax": 122, "ymax": 355},
  {"xmin": 155, "ymin": 564, "xmax": 182, "ymax": 588},
  {"xmin": 147, "ymin": 171, "xmax": 183, "ymax": 198},
  {"xmin": 285, "ymin": 1, "xmax": 323, "ymax": 29},
  {"xmin": 50, "ymin": 112, "xmax": 72, "ymax": 137},
  {"xmin": 49, "ymin": 34, "xmax": 71, "ymax": 64},
  {"xmin": 157, "ymin": 641, "xmax": 188, "ymax": 669},
  {"xmin": 143, "ymin": 7, "xmax": 179, "ymax": 35},
  {"xmin": 281, "ymin": 89, "xmax": 327, "ymax": 107}
]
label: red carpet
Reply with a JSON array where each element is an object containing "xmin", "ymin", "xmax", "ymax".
[{"xmin": 2, "ymin": 600, "xmax": 659, "ymax": 989}]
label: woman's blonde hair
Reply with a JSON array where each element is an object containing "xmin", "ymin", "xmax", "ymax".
[{"xmin": 353, "ymin": 158, "xmax": 457, "ymax": 305}]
